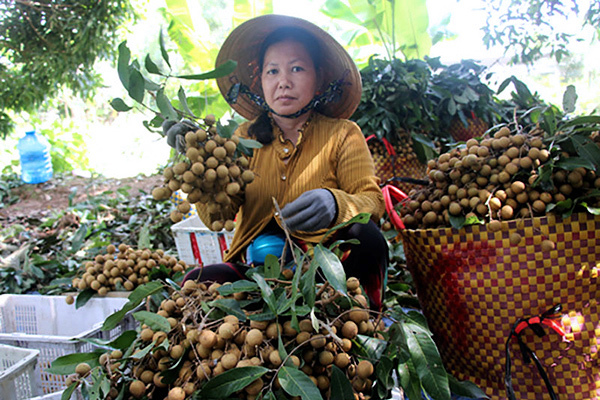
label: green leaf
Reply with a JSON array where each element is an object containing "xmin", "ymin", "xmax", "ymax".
[
  {"xmin": 133, "ymin": 311, "xmax": 171, "ymax": 332},
  {"xmin": 199, "ymin": 366, "xmax": 269, "ymax": 398},
  {"xmin": 313, "ymin": 244, "xmax": 347, "ymax": 295},
  {"xmin": 75, "ymin": 289, "xmax": 95, "ymax": 309},
  {"xmin": 353, "ymin": 334, "xmax": 387, "ymax": 360},
  {"xmin": 156, "ymin": 89, "xmax": 179, "ymax": 121},
  {"xmin": 449, "ymin": 214, "xmax": 466, "ymax": 230},
  {"xmin": 571, "ymin": 135, "xmax": 600, "ymax": 171},
  {"xmin": 176, "ymin": 59, "xmax": 237, "ymax": 80},
  {"xmin": 216, "ymin": 119, "xmax": 239, "ymax": 138},
  {"xmin": 321, "ymin": 213, "xmax": 370, "ymax": 243},
  {"xmin": 217, "ymin": 280, "xmax": 259, "ymax": 296},
  {"xmin": 238, "ymin": 137, "xmax": 264, "ymax": 149},
  {"xmin": 110, "ymin": 98, "xmax": 133, "ymax": 112},
  {"xmin": 554, "ymin": 157, "xmax": 596, "ymax": 171},
  {"xmin": 208, "ymin": 298, "xmax": 247, "ymax": 321},
  {"xmin": 278, "ymin": 366, "xmax": 324, "ymax": 400},
  {"xmin": 264, "ymin": 254, "xmax": 280, "ymax": 279},
  {"xmin": 402, "ymin": 324, "xmax": 450, "ymax": 400},
  {"xmin": 300, "ymin": 261, "xmax": 318, "ymax": 308},
  {"xmin": 117, "ymin": 41, "xmax": 131, "ymax": 88},
  {"xmin": 562, "ymin": 84, "xmax": 577, "ymax": 114},
  {"xmin": 248, "ymin": 270, "xmax": 277, "ymax": 314},
  {"xmin": 159, "ymin": 29, "xmax": 171, "ymax": 69},
  {"xmin": 47, "ymin": 352, "xmax": 102, "ymax": 375},
  {"xmin": 375, "ymin": 357, "xmax": 395, "ymax": 390},
  {"xmin": 145, "ymin": 54, "xmax": 162, "ymax": 75},
  {"xmin": 138, "ymin": 223, "xmax": 151, "ymax": 249},
  {"xmin": 127, "ymin": 69, "xmax": 145, "ymax": 103},
  {"xmin": 330, "ymin": 365, "xmax": 355, "ymax": 400},
  {"xmin": 177, "ymin": 86, "xmax": 196, "ymax": 119},
  {"xmin": 447, "ymin": 374, "xmax": 489, "ymax": 399},
  {"xmin": 61, "ymin": 383, "xmax": 78, "ymax": 400},
  {"xmin": 102, "ymin": 281, "xmax": 163, "ymax": 331}
]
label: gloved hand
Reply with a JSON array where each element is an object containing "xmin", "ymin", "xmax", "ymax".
[
  {"xmin": 280, "ymin": 189, "xmax": 337, "ymax": 232},
  {"xmin": 162, "ymin": 119, "xmax": 198, "ymax": 153}
]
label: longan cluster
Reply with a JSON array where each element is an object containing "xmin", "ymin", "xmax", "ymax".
[
  {"xmin": 70, "ymin": 244, "xmax": 187, "ymax": 296},
  {"xmin": 153, "ymin": 115, "xmax": 255, "ymax": 231},
  {"xmin": 75, "ymin": 276, "xmax": 382, "ymax": 400},
  {"xmin": 400, "ymin": 126, "xmax": 600, "ymax": 229}
]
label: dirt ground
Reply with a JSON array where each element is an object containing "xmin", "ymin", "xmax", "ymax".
[{"xmin": 0, "ymin": 174, "xmax": 163, "ymax": 223}]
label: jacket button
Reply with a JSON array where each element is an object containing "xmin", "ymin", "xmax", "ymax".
[{"xmin": 281, "ymin": 175, "xmax": 286, "ymax": 181}]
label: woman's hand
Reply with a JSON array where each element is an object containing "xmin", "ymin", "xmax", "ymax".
[
  {"xmin": 280, "ymin": 189, "xmax": 337, "ymax": 232},
  {"xmin": 162, "ymin": 119, "xmax": 198, "ymax": 153}
]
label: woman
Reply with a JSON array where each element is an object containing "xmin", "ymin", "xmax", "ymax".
[{"xmin": 166, "ymin": 14, "xmax": 387, "ymax": 310}]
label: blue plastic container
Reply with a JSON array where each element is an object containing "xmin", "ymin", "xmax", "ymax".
[
  {"xmin": 247, "ymin": 232, "xmax": 288, "ymax": 265},
  {"xmin": 17, "ymin": 130, "xmax": 53, "ymax": 184}
]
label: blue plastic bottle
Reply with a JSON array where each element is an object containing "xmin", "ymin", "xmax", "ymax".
[{"xmin": 17, "ymin": 130, "xmax": 53, "ymax": 184}]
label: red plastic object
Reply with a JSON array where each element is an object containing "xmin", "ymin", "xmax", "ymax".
[{"xmin": 382, "ymin": 184, "xmax": 408, "ymax": 230}]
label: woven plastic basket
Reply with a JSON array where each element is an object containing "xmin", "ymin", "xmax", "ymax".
[
  {"xmin": 0, "ymin": 344, "xmax": 41, "ymax": 400},
  {"xmin": 0, "ymin": 295, "xmax": 136, "ymax": 395},
  {"xmin": 400, "ymin": 212, "xmax": 600, "ymax": 400},
  {"xmin": 366, "ymin": 135, "xmax": 427, "ymax": 193}
]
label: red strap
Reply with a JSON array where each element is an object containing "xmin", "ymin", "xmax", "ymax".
[
  {"xmin": 217, "ymin": 234, "xmax": 228, "ymax": 260},
  {"xmin": 190, "ymin": 232, "xmax": 203, "ymax": 266},
  {"xmin": 515, "ymin": 316, "xmax": 566, "ymax": 337},
  {"xmin": 365, "ymin": 135, "xmax": 396, "ymax": 156},
  {"xmin": 382, "ymin": 185, "xmax": 408, "ymax": 230}
]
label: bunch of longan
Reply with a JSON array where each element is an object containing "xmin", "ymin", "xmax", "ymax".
[
  {"xmin": 70, "ymin": 244, "xmax": 187, "ymax": 296},
  {"xmin": 153, "ymin": 115, "xmax": 255, "ymax": 232},
  {"xmin": 400, "ymin": 126, "xmax": 600, "ymax": 229},
  {"xmin": 68, "ymin": 276, "xmax": 383, "ymax": 400}
]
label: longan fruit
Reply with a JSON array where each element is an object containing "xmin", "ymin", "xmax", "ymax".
[
  {"xmin": 173, "ymin": 162, "xmax": 189, "ymax": 176},
  {"xmin": 221, "ymin": 353, "xmax": 239, "ymax": 370},
  {"xmin": 228, "ymin": 165, "xmax": 241, "ymax": 178},
  {"xmin": 318, "ymin": 351, "xmax": 334, "ymax": 365},
  {"xmin": 541, "ymin": 239, "xmax": 556, "ymax": 252},
  {"xmin": 129, "ymin": 380, "xmax": 146, "ymax": 398},
  {"xmin": 334, "ymin": 353, "xmax": 351, "ymax": 368},
  {"xmin": 346, "ymin": 277, "xmax": 360, "ymax": 291},
  {"xmin": 65, "ymin": 295, "xmax": 75, "ymax": 305},
  {"xmin": 226, "ymin": 182, "xmax": 241, "ymax": 196},
  {"xmin": 204, "ymin": 169, "xmax": 217, "ymax": 182},
  {"xmin": 224, "ymin": 220, "xmax": 235, "ymax": 231},
  {"xmin": 241, "ymin": 170, "xmax": 255, "ymax": 183},
  {"xmin": 488, "ymin": 220, "xmax": 502, "ymax": 232},
  {"xmin": 216, "ymin": 165, "xmax": 229, "ymax": 179},
  {"xmin": 213, "ymin": 146, "xmax": 227, "ymax": 160},
  {"xmin": 218, "ymin": 322, "xmax": 235, "ymax": 340},
  {"xmin": 246, "ymin": 329, "xmax": 264, "ymax": 347},
  {"xmin": 75, "ymin": 363, "xmax": 91, "ymax": 376},
  {"xmin": 509, "ymin": 233, "xmax": 522, "ymax": 245},
  {"xmin": 341, "ymin": 321, "xmax": 358, "ymax": 339},
  {"xmin": 224, "ymin": 141, "xmax": 237, "ymax": 155},
  {"xmin": 269, "ymin": 350, "xmax": 282, "ymax": 366},
  {"xmin": 200, "ymin": 330, "xmax": 218, "ymax": 349},
  {"xmin": 170, "ymin": 210, "xmax": 183, "ymax": 223},
  {"xmin": 177, "ymin": 202, "xmax": 191, "ymax": 214},
  {"xmin": 349, "ymin": 307, "xmax": 369, "ymax": 324},
  {"xmin": 211, "ymin": 220, "xmax": 224, "ymax": 231},
  {"xmin": 357, "ymin": 360, "xmax": 374, "ymax": 379},
  {"xmin": 167, "ymin": 387, "xmax": 186, "ymax": 400}
]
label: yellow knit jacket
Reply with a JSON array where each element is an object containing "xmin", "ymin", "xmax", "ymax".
[{"xmin": 196, "ymin": 112, "xmax": 384, "ymax": 262}]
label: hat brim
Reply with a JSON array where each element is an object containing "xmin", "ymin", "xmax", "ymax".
[{"xmin": 216, "ymin": 14, "xmax": 362, "ymax": 120}]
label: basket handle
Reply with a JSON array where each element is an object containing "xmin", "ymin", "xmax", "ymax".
[{"xmin": 382, "ymin": 185, "xmax": 408, "ymax": 230}]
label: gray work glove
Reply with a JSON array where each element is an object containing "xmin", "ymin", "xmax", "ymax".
[
  {"xmin": 162, "ymin": 119, "xmax": 198, "ymax": 153},
  {"xmin": 280, "ymin": 189, "xmax": 337, "ymax": 232}
]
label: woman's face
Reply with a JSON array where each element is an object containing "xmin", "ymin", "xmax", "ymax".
[{"xmin": 261, "ymin": 40, "xmax": 318, "ymax": 116}]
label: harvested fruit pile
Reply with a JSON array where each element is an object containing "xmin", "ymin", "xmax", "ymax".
[
  {"xmin": 399, "ymin": 125, "xmax": 600, "ymax": 230},
  {"xmin": 152, "ymin": 116, "xmax": 255, "ymax": 231},
  {"xmin": 64, "ymin": 274, "xmax": 385, "ymax": 400},
  {"xmin": 70, "ymin": 244, "xmax": 187, "ymax": 296}
]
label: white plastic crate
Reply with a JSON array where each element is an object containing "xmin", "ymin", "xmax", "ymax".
[
  {"xmin": 0, "ymin": 295, "xmax": 137, "ymax": 395},
  {"xmin": 171, "ymin": 215, "xmax": 235, "ymax": 266},
  {"xmin": 0, "ymin": 344, "xmax": 41, "ymax": 400}
]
